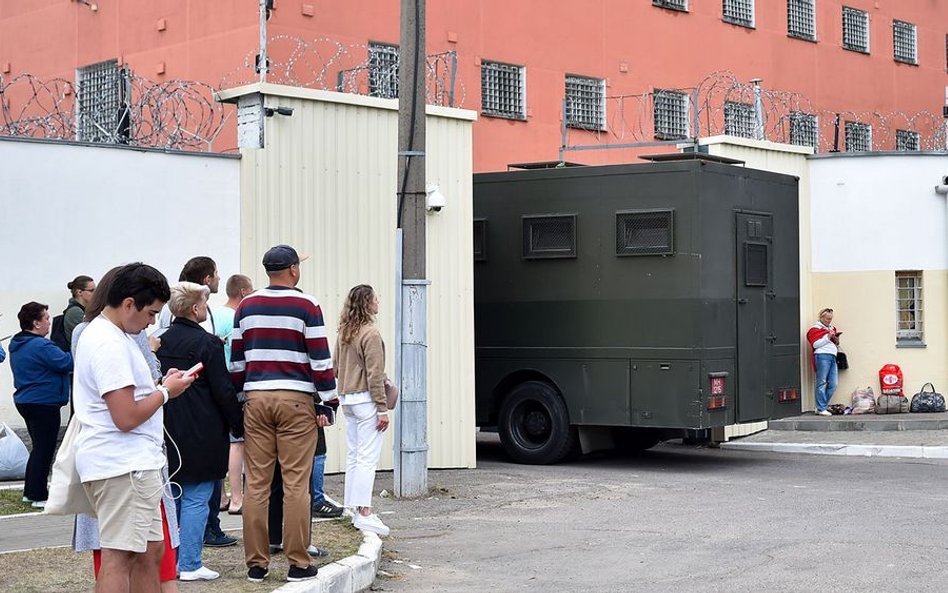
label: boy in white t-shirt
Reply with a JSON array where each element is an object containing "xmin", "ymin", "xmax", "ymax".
[{"xmin": 73, "ymin": 263, "xmax": 194, "ymax": 593}]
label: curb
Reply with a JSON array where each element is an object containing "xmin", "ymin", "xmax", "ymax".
[
  {"xmin": 722, "ymin": 441, "xmax": 948, "ymax": 459},
  {"xmin": 271, "ymin": 532, "xmax": 382, "ymax": 593}
]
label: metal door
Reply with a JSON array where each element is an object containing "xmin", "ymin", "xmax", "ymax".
[{"xmin": 735, "ymin": 212, "xmax": 774, "ymax": 422}]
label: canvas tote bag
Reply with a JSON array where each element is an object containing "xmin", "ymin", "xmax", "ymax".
[{"xmin": 44, "ymin": 415, "xmax": 95, "ymax": 516}]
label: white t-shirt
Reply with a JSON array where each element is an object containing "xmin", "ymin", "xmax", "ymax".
[{"xmin": 73, "ymin": 316, "xmax": 165, "ymax": 482}]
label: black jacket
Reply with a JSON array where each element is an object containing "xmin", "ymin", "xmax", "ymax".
[{"xmin": 157, "ymin": 318, "xmax": 243, "ymax": 483}]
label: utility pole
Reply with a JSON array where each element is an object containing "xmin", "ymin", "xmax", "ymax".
[
  {"xmin": 257, "ymin": 0, "xmax": 270, "ymax": 82},
  {"xmin": 394, "ymin": 0, "xmax": 428, "ymax": 498}
]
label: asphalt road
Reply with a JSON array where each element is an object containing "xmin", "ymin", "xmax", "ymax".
[{"xmin": 371, "ymin": 433, "xmax": 948, "ymax": 593}]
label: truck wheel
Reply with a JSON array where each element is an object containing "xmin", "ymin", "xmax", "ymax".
[{"xmin": 498, "ymin": 381, "xmax": 576, "ymax": 464}]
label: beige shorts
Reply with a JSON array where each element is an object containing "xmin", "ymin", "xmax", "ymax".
[{"xmin": 83, "ymin": 470, "xmax": 164, "ymax": 553}]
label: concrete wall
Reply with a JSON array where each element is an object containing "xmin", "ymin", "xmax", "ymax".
[
  {"xmin": 808, "ymin": 153, "xmax": 948, "ymax": 406},
  {"xmin": 0, "ymin": 137, "xmax": 240, "ymax": 429},
  {"xmin": 220, "ymin": 83, "xmax": 478, "ymax": 471}
]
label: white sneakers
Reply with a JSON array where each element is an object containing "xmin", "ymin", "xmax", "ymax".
[
  {"xmin": 816, "ymin": 409, "xmax": 832, "ymax": 416},
  {"xmin": 179, "ymin": 566, "xmax": 220, "ymax": 581},
  {"xmin": 353, "ymin": 512, "xmax": 390, "ymax": 537}
]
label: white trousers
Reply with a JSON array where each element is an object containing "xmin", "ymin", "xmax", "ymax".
[{"xmin": 343, "ymin": 401, "xmax": 384, "ymax": 509}]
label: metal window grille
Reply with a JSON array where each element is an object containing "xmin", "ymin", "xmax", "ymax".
[
  {"xmin": 845, "ymin": 121, "xmax": 872, "ymax": 151},
  {"xmin": 653, "ymin": 0, "xmax": 688, "ymax": 11},
  {"xmin": 842, "ymin": 6, "xmax": 869, "ymax": 53},
  {"xmin": 789, "ymin": 111, "xmax": 818, "ymax": 148},
  {"xmin": 896, "ymin": 271, "xmax": 923, "ymax": 341},
  {"xmin": 368, "ymin": 43, "xmax": 399, "ymax": 99},
  {"xmin": 473, "ymin": 219, "xmax": 487, "ymax": 262},
  {"xmin": 745, "ymin": 243, "xmax": 769, "ymax": 286},
  {"xmin": 893, "ymin": 20, "xmax": 917, "ymax": 64},
  {"xmin": 723, "ymin": 0, "xmax": 754, "ymax": 27},
  {"xmin": 724, "ymin": 101, "xmax": 756, "ymax": 138},
  {"xmin": 565, "ymin": 75, "xmax": 606, "ymax": 131},
  {"xmin": 76, "ymin": 59, "xmax": 129, "ymax": 144},
  {"xmin": 653, "ymin": 90, "xmax": 689, "ymax": 140},
  {"xmin": 522, "ymin": 214, "xmax": 577, "ymax": 259},
  {"xmin": 616, "ymin": 210, "xmax": 674, "ymax": 256},
  {"xmin": 787, "ymin": 0, "xmax": 816, "ymax": 40},
  {"xmin": 895, "ymin": 129, "xmax": 920, "ymax": 151},
  {"xmin": 481, "ymin": 61, "xmax": 525, "ymax": 120}
]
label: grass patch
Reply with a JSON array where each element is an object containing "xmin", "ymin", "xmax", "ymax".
[
  {"xmin": 0, "ymin": 519, "xmax": 364, "ymax": 593},
  {"xmin": 0, "ymin": 488, "xmax": 38, "ymax": 516}
]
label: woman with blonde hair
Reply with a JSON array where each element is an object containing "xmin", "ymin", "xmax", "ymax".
[{"xmin": 336, "ymin": 284, "xmax": 390, "ymax": 536}]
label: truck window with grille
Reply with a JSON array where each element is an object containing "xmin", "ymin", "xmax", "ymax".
[
  {"xmin": 744, "ymin": 243, "xmax": 768, "ymax": 286},
  {"xmin": 522, "ymin": 214, "xmax": 577, "ymax": 259},
  {"xmin": 616, "ymin": 210, "xmax": 674, "ymax": 256}
]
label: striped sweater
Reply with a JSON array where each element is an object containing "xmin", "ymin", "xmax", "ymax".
[{"xmin": 229, "ymin": 286, "xmax": 337, "ymax": 401}]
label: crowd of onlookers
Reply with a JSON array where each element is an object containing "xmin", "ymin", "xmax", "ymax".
[{"xmin": 0, "ymin": 245, "xmax": 392, "ymax": 591}]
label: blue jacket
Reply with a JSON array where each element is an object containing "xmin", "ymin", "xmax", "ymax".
[{"xmin": 9, "ymin": 331, "xmax": 73, "ymax": 406}]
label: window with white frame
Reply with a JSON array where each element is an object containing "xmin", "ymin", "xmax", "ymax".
[
  {"xmin": 789, "ymin": 111, "xmax": 818, "ymax": 148},
  {"xmin": 565, "ymin": 75, "xmax": 606, "ymax": 131},
  {"xmin": 787, "ymin": 0, "xmax": 816, "ymax": 40},
  {"xmin": 893, "ymin": 20, "xmax": 918, "ymax": 64},
  {"xmin": 896, "ymin": 129, "xmax": 920, "ymax": 151},
  {"xmin": 723, "ymin": 0, "xmax": 755, "ymax": 28},
  {"xmin": 845, "ymin": 121, "xmax": 871, "ymax": 151},
  {"xmin": 896, "ymin": 271, "xmax": 924, "ymax": 343},
  {"xmin": 653, "ymin": 0, "xmax": 688, "ymax": 11},
  {"xmin": 368, "ymin": 42, "xmax": 399, "ymax": 99},
  {"xmin": 842, "ymin": 6, "xmax": 869, "ymax": 53},
  {"xmin": 724, "ymin": 101, "xmax": 755, "ymax": 138},
  {"xmin": 653, "ymin": 89, "xmax": 689, "ymax": 140},
  {"xmin": 481, "ymin": 60, "xmax": 526, "ymax": 120},
  {"xmin": 76, "ymin": 59, "xmax": 129, "ymax": 144}
]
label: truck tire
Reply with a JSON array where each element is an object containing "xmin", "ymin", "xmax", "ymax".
[{"xmin": 498, "ymin": 381, "xmax": 576, "ymax": 464}]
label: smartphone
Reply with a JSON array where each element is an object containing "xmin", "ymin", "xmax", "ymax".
[
  {"xmin": 315, "ymin": 403, "xmax": 335, "ymax": 425},
  {"xmin": 181, "ymin": 362, "xmax": 204, "ymax": 379}
]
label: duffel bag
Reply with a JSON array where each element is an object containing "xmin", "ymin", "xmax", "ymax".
[
  {"xmin": 875, "ymin": 394, "xmax": 906, "ymax": 415},
  {"xmin": 910, "ymin": 383, "xmax": 946, "ymax": 413}
]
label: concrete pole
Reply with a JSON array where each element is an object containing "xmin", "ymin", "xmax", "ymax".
[
  {"xmin": 394, "ymin": 0, "xmax": 428, "ymax": 498},
  {"xmin": 751, "ymin": 78, "xmax": 764, "ymax": 141},
  {"xmin": 258, "ymin": 0, "xmax": 269, "ymax": 82}
]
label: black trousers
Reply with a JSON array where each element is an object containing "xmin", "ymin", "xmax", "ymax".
[
  {"xmin": 15, "ymin": 403, "xmax": 62, "ymax": 502},
  {"xmin": 268, "ymin": 461, "xmax": 315, "ymax": 546}
]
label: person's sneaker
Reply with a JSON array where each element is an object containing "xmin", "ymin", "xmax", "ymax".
[
  {"xmin": 269, "ymin": 543, "xmax": 284, "ymax": 555},
  {"xmin": 30, "ymin": 500, "xmax": 46, "ymax": 509},
  {"xmin": 179, "ymin": 566, "xmax": 220, "ymax": 581},
  {"xmin": 307, "ymin": 545, "xmax": 330, "ymax": 558},
  {"xmin": 311, "ymin": 500, "xmax": 344, "ymax": 518},
  {"xmin": 21, "ymin": 496, "xmax": 30, "ymax": 503},
  {"xmin": 353, "ymin": 512, "xmax": 390, "ymax": 536},
  {"xmin": 816, "ymin": 409, "xmax": 832, "ymax": 416},
  {"xmin": 204, "ymin": 532, "xmax": 238, "ymax": 547},
  {"xmin": 286, "ymin": 564, "xmax": 319, "ymax": 582},
  {"xmin": 247, "ymin": 566, "xmax": 269, "ymax": 583}
]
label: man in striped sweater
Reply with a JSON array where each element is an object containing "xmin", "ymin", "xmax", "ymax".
[{"xmin": 230, "ymin": 244, "xmax": 336, "ymax": 584}]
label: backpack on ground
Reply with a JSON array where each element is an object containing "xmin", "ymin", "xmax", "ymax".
[
  {"xmin": 910, "ymin": 383, "xmax": 946, "ymax": 413},
  {"xmin": 851, "ymin": 386, "xmax": 876, "ymax": 414},
  {"xmin": 875, "ymin": 394, "xmax": 908, "ymax": 414},
  {"xmin": 49, "ymin": 312, "xmax": 70, "ymax": 352}
]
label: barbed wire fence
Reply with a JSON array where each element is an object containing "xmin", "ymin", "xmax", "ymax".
[
  {"xmin": 563, "ymin": 70, "xmax": 947, "ymax": 158},
  {"xmin": 0, "ymin": 72, "xmax": 230, "ymax": 151}
]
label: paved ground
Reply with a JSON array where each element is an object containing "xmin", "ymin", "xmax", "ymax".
[{"xmin": 370, "ymin": 433, "xmax": 948, "ymax": 593}]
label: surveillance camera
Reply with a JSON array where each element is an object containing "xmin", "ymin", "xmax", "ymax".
[
  {"xmin": 426, "ymin": 184, "xmax": 446, "ymax": 212},
  {"xmin": 942, "ymin": 175, "xmax": 948, "ymax": 186}
]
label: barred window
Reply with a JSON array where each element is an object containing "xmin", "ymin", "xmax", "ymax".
[
  {"xmin": 893, "ymin": 20, "xmax": 918, "ymax": 65},
  {"xmin": 842, "ymin": 7, "xmax": 869, "ymax": 53},
  {"xmin": 653, "ymin": 0, "xmax": 687, "ymax": 11},
  {"xmin": 76, "ymin": 59, "xmax": 129, "ymax": 144},
  {"xmin": 522, "ymin": 215, "xmax": 577, "ymax": 259},
  {"xmin": 368, "ymin": 42, "xmax": 399, "ymax": 99},
  {"xmin": 723, "ymin": 0, "xmax": 755, "ymax": 28},
  {"xmin": 481, "ymin": 61, "xmax": 526, "ymax": 120},
  {"xmin": 787, "ymin": 0, "xmax": 816, "ymax": 40},
  {"xmin": 895, "ymin": 129, "xmax": 920, "ymax": 151},
  {"xmin": 845, "ymin": 121, "xmax": 872, "ymax": 151},
  {"xmin": 789, "ymin": 111, "xmax": 818, "ymax": 148},
  {"xmin": 896, "ymin": 271, "xmax": 923, "ymax": 343},
  {"xmin": 724, "ymin": 101, "xmax": 756, "ymax": 138},
  {"xmin": 653, "ymin": 89, "xmax": 689, "ymax": 140},
  {"xmin": 565, "ymin": 75, "xmax": 606, "ymax": 131},
  {"xmin": 616, "ymin": 210, "xmax": 674, "ymax": 256}
]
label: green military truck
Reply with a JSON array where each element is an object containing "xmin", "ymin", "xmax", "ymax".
[{"xmin": 473, "ymin": 156, "xmax": 802, "ymax": 464}]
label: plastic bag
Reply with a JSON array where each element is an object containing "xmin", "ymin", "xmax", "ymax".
[
  {"xmin": 0, "ymin": 422, "xmax": 29, "ymax": 480},
  {"xmin": 851, "ymin": 386, "xmax": 876, "ymax": 415}
]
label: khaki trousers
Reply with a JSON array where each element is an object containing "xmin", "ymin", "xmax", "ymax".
[{"xmin": 243, "ymin": 390, "xmax": 318, "ymax": 569}]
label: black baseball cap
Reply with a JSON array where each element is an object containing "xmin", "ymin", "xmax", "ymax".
[{"xmin": 262, "ymin": 244, "xmax": 309, "ymax": 272}]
